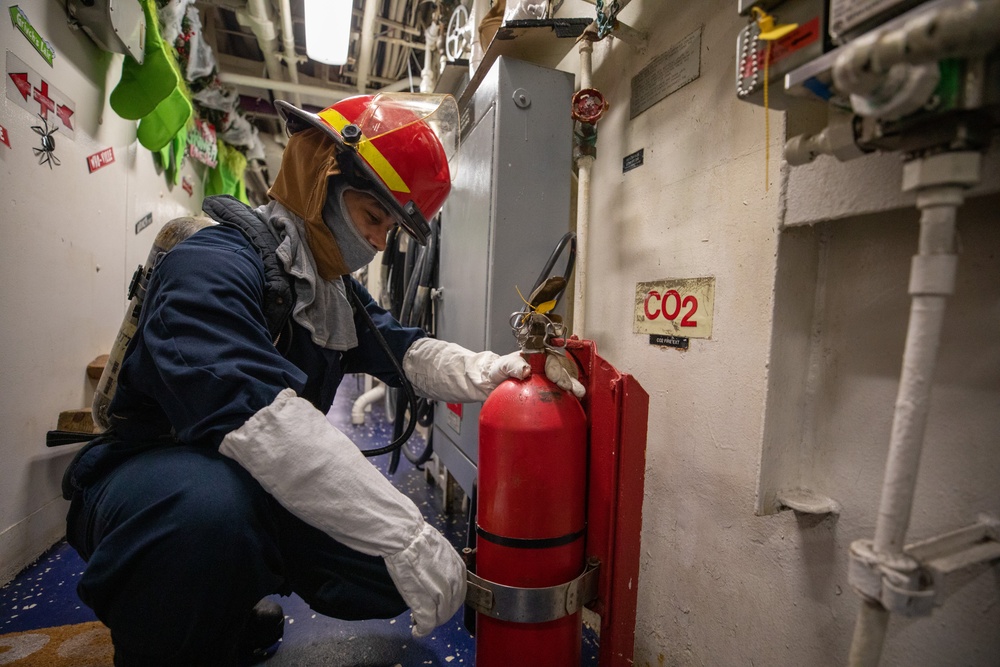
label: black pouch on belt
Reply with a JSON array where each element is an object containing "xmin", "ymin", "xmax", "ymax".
[{"xmin": 61, "ymin": 431, "xmax": 176, "ymax": 500}]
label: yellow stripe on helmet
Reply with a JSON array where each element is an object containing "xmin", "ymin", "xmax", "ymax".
[{"xmin": 318, "ymin": 108, "xmax": 411, "ymax": 194}]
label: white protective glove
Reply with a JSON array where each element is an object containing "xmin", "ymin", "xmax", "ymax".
[
  {"xmin": 402, "ymin": 337, "xmax": 585, "ymax": 402},
  {"xmin": 402, "ymin": 338, "xmax": 529, "ymax": 403},
  {"xmin": 219, "ymin": 389, "xmax": 466, "ymax": 637},
  {"xmin": 544, "ymin": 351, "xmax": 586, "ymax": 398}
]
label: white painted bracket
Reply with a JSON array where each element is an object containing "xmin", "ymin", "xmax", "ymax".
[
  {"xmin": 576, "ymin": 0, "xmax": 647, "ymax": 51},
  {"xmin": 608, "ymin": 21, "xmax": 648, "ymax": 52},
  {"xmin": 776, "ymin": 489, "xmax": 842, "ymax": 515},
  {"xmin": 848, "ymin": 516, "xmax": 1000, "ymax": 617},
  {"xmin": 905, "ymin": 515, "xmax": 1000, "ymax": 578}
]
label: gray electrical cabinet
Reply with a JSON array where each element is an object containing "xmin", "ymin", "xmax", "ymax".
[{"xmin": 432, "ymin": 57, "xmax": 574, "ymax": 496}]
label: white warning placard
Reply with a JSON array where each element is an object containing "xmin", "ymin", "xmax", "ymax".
[{"xmin": 634, "ymin": 277, "xmax": 715, "ymax": 340}]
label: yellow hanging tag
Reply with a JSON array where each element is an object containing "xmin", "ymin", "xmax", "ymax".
[
  {"xmin": 753, "ymin": 8, "xmax": 798, "ymax": 42},
  {"xmin": 514, "ymin": 285, "xmax": 558, "ymax": 324},
  {"xmin": 749, "ymin": 8, "xmax": 798, "ymax": 192},
  {"xmin": 534, "ymin": 299, "xmax": 557, "ymax": 315}
]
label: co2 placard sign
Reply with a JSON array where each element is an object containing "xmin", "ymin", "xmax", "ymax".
[{"xmin": 634, "ymin": 277, "xmax": 715, "ymax": 339}]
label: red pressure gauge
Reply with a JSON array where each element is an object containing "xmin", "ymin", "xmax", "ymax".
[{"xmin": 571, "ymin": 88, "xmax": 609, "ymax": 124}]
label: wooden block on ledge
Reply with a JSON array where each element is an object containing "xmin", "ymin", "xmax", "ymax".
[
  {"xmin": 88, "ymin": 355, "xmax": 109, "ymax": 380},
  {"xmin": 58, "ymin": 408, "xmax": 99, "ymax": 434}
]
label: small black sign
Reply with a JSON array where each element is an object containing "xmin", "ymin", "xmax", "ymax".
[
  {"xmin": 135, "ymin": 212, "xmax": 152, "ymax": 235},
  {"xmin": 649, "ymin": 334, "xmax": 688, "ymax": 349},
  {"xmin": 623, "ymin": 149, "xmax": 644, "ymax": 173}
]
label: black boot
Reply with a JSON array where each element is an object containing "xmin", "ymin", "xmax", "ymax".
[{"xmin": 237, "ymin": 598, "xmax": 285, "ymax": 665}]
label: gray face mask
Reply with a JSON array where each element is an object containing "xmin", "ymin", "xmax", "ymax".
[{"xmin": 322, "ymin": 180, "xmax": 378, "ymax": 273}]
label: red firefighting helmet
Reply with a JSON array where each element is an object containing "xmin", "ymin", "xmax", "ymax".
[{"xmin": 275, "ymin": 93, "xmax": 459, "ymax": 245}]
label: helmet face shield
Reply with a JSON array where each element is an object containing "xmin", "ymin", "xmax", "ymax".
[
  {"xmin": 276, "ymin": 93, "xmax": 459, "ymax": 245},
  {"xmin": 353, "ymin": 93, "xmax": 460, "ymax": 170}
]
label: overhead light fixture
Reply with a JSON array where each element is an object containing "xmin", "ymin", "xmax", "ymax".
[{"xmin": 304, "ymin": 0, "xmax": 353, "ymax": 65}]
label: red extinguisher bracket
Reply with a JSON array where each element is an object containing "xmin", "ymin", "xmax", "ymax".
[{"xmin": 567, "ymin": 337, "xmax": 650, "ymax": 667}]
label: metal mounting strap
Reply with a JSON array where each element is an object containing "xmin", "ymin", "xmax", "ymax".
[
  {"xmin": 466, "ymin": 559, "xmax": 600, "ymax": 624},
  {"xmin": 848, "ymin": 517, "xmax": 1000, "ymax": 617}
]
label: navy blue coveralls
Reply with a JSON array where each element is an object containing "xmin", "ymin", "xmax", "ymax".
[{"xmin": 63, "ymin": 207, "xmax": 424, "ymax": 666}]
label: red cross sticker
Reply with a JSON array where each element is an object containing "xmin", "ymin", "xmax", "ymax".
[
  {"xmin": 57, "ymin": 104, "xmax": 74, "ymax": 130},
  {"xmin": 33, "ymin": 80, "xmax": 55, "ymax": 119}
]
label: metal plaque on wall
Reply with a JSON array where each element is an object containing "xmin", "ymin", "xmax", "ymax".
[{"xmin": 630, "ymin": 27, "xmax": 702, "ymax": 119}]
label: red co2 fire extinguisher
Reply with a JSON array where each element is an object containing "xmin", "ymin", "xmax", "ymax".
[
  {"xmin": 466, "ymin": 291, "xmax": 648, "ymax": 667},
  {"xmin": 474, "ymin": 349, "xmax": 589, "ymax": 666}
]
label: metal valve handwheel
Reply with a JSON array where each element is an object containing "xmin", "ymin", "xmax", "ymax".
[
  {"xmin": 571, "ymin": 88, "xmax": 609, "ymax": 124},
  {"xmin": 446, "ymin": 3, "xmax": 471, "ymax": 61}
]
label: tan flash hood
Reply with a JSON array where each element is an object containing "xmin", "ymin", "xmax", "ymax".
[{"xmin": 268, "ymin": 127, "xmax": 350, "ymax": 280}]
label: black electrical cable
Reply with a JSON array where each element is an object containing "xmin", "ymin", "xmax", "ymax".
[
  {"xmin": 400, "ymin": 216, "xmax": 440, "ymax": 467},
  {"xmin": 528, "ymin": 231, "xmax": 577, "ymax": 304},
  {"xmin": 382, "ymin": 227, "xmax": 409, "ymax": 425},
  {"xmin": 342, "ymin": 275, "xmax": 418, "ymax": 458},
  {"xmin": 416, "ymin": 398, "xmax": 435, "ymax": 428},
  {"xmin": 380, "ymin": 226, "xmax": 399, "ymax": 305},
  {"xmin": 388, "ymin": 243, "xmax": 433, "ymax": 475},
  {"xmin": 463, "ymin": 482, "xmax": 479, "ymax": 636},
  {"xmin": 388, "ymin": 229, "xmax": 431, "ymax": 472},
  {"xmin": 399, "ymin": 244, "xmax": 426, "ymax": 325},
  {"xmin": 410, "ymin": 217, "xmax": 439, "ymax": 325}
]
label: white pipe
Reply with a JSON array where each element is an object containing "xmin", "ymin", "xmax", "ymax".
[
  {"xmin": 356, "ymin": 0, "xmax": 379, "ymax": 92},
  {"xmin": 420, "ymin": 16, "xmax": 438, "ymax": 93},
  {"xmin": 239, "ymin": 0, "xmax": 282, "ymax": 84},
  {"xmin": 833, "ymin": 0, "xmax": 1000, "ymax": 97},
  {"xmin": 387, "ymin": 0, "xmax": 407, "ymax": 82},
  {"xmin": 277, "ymin": 0, "xmax": 303, "ymax": 108},
  {"xmin": 849, "ymin": 601, "xmax": 892, "ymax": 666},
  {"xmin": 874, "ymin": 192, "xmax": 961, "ymax": 553},
  {"xmin": 352, "ymin": 383, "xmax": 386, "ymax": 425},
  {"xmin": 572, "ymin": 37, "xmax": 594, "ymax": 337},
  {"xmin": 848, "ymin": 177, "xmax": 971, "ymax": 667}
]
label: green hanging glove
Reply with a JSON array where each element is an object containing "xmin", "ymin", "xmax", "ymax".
[
  {"xmin": 136, "ymin": 87, "xmax": 192, "ymax": 152},
  {"xmin": 170, "ymin": 129, "xmax": 188, "ymax": 185},
  {"xmin": 155, "ymin": 126, "xmax": 188, "ymax": 185},
  {"xmin": 110, "ymin": 0, "xmax": 179, "ymax": 120}
]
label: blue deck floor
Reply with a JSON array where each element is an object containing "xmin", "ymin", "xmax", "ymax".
[{"xmin": 1, "ymin": 377, "xmax": 599, "ymax": 666}]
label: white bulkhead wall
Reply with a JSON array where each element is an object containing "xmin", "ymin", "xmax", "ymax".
[
  {"xmin": 559, "ymin": 0, "xmax": 999, "ymax": 665},
  {"xmin": 0, "ymin": 2, "xmax": 203, "ymax": 582},
  {"xmin": 0, "ymin": 0, "xmax": 996, "ymax": 665}
]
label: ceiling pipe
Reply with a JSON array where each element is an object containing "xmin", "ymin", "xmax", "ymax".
[
  {"xmin": 420, "ymin": 9, "xmax": 442, "ymax": 93},
  {"xmin": 236, "ymin": 0, "xmax": 283, "ymax": 85},
  {"xmin": 387, "ymin": 0, "xmax": 408, "ymax": 84},
  {"xmin": 356, "ymin": 0, "xmax": 379, "ymax": 92},
  {"xmin": 219, "ymin": 71, "xmax": 355, "ymax": 101},
  {"xmin": 277, "ymin": 0, "xmax": 304, "ymax": 108},
  {"xmin": 377, "ymin": 14, "xmax": 422, "ymax": 37}
]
